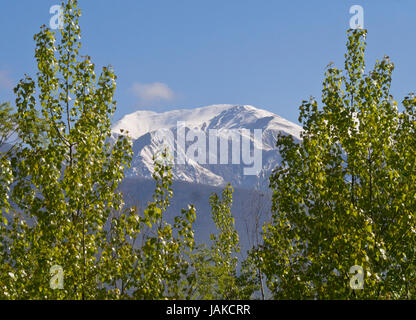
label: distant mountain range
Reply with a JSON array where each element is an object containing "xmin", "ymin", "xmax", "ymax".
[{"xmin": 112, "ymin": 104, "xmax": 302, "ymax": 190}]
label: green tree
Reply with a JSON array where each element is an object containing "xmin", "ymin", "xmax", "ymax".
[
  {"xmin": 258, "ymin": 29, "xmax": 416, "ymax": 299},
  {"xmin": 1, "ymin": 0, "xmax": 133, "ymax": 299},
  {"xmin": 0, "ymin": 102, "xmax": 15, "ymax": 211},
  {"xmin": 0, "ymin": 102, "xmax": 15, "ymax": 291},
  {"xmin": 0, "ymin": 102, "xmax": 16, "ymax": 147},
  {"xmin": 92, "ymin": 150, "xmax": 196, "ymax": 300},
  {"xmin": 190, "ymin": 183, "xmax": 243, "ymax": 299},
  {"xmin": 129, "ymin": 151, "xmax": 197, "ymax": 299}
]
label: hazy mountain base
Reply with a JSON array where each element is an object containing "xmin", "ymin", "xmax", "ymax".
[{"xmin": 119, "ymin": 177, "xmax": 272, "ymax": 259}]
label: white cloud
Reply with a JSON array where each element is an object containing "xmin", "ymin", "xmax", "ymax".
[
  {"xmin": 0, "ymin": 70, "xmax": 14, "ymax": 90},
  {"xmin": 130, "ymin": 82, "xmax": 175, "ymax": 104}
]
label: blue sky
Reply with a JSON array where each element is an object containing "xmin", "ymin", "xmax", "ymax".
[{"xmin": 0, "ymin": 0, "xmax": 415, "ymax": 125}]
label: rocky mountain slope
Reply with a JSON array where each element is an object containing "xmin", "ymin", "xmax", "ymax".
[{"xmin": 112, "ymin": 104, "xmax": 302, "ymax": 189}]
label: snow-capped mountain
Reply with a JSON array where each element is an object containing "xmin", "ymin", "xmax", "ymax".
[{"xmin": 112, "ymin": 104, "xmax": 302, "ymax": 189}]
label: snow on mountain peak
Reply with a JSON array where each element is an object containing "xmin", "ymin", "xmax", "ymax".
[
  {"xmin": 112, "ymin": 104, "xmax": 302, "ymax": 188},
  {"xmin": 113, "ymin": 104, "xmax": 234, "ymax": 139}
]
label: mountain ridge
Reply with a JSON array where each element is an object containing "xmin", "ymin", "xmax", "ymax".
[{"xmin": 112, "ymin": 104, "xmax": 302, "ymax": 189}]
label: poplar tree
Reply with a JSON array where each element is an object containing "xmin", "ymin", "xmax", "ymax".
[
  {"xmin": 1, "ymin": 0, "xmax": 132, "ymax": 299},
  {"xmin": 0, "ymin": 102, "xmax": 14, "ymax": 212},
  {"xmin": 189, "ymin": 184, "xmax": 242, "ymax": 299},
  {"xmin": 258, "ymin": 29, "xmax": 416, "ymax": 299}
]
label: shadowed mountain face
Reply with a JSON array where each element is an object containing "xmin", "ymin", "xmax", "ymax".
[{"xmin": 112, "ymin": 104, "xmax": 302, "ymax": 189}]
